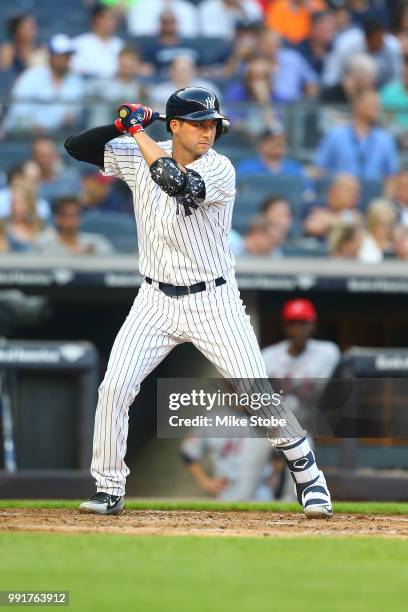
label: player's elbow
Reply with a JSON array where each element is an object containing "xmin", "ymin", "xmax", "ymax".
[{"xmin": 64, "ymin": 134, "xmax": 80, "ymax": 160}]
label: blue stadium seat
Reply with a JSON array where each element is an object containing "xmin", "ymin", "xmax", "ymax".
[
  {"xmin": 237, "ymin": 174, "xmax": 305, "ymax": 211},
  {"xmin": 217, "ymin": 145, "xmax": 255, "ymax": 167},
  {"xmin": 80, "ymin": 212, "xmax": 138, "ymax": 254},
  {"xmin": 231, "ymin": 194, "xmax": 263, "ymax": 234},
  {"xmin": 0, "ymin": 142, "xmax": 30, "ymax": 171}
]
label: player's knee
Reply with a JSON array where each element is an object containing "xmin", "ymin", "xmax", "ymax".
[{"xmin": 98, "ymin": 377, "xmax": 140, "ymax": 407}]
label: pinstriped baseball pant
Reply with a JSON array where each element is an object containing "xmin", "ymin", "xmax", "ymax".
[{"xmin": 91, "ymin": 277, "xmax": 296, "ymax": 495}]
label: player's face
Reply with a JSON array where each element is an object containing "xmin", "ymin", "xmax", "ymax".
[
  {"xmin": 172, "ymin": 119, "xmax": 218, "ymax": 155},
  {"xmin": 284, "ymin": 321, "xmax": 315, "ymax": 346}
]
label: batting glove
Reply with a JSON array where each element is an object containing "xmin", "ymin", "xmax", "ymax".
[{"xmin": 115, "ymin": 103, "xmax": 159, "ymax": 136}]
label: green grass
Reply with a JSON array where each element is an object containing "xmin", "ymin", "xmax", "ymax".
[
  {"xmin": 0, "ymin": 499, "xmax": 408, "ymax": 515},
  {"xmin": 0, "ymin": 533, "xmax": 406, "ymax": 612}
]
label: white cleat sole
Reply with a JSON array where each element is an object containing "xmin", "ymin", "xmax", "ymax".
[
  {"xmin": 79, "ymin": 500, "xmax": 124, "ymax": 516},
  {"xmin": 304, "ymin": 505, "xmax": 333, "ymax": 519}
]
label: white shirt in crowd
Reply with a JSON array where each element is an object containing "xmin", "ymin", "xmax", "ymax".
[
  {"xmin": 71, "ymin": 32, "xmax": 124, "ymax": 78},
  {"xmin": 262, "ymin": 338, "xmax": 340, "ymax": 382},
  {"xmin": 0, "ymin": 188, "xmax": 51, "ymax": 222},
  {"xmin": 4, "ymin": 66, "xmax": 84, "ymax": 132},
  {"xmin": 322, "ymin": 27, "xmax": 402, "ymax": 87},
  {"xmin": 127, "ymin": 0, "xmax": 199, "ymax": 37},
  {"xmin": 358, "ymin": 233, "xmax": 384, "ymax": 263},
  {"xmin": 198, "ymin": 0, "xmax": 263, "ymax": 40}
]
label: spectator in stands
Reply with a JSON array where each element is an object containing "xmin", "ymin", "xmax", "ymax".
[
  {"xmin": 381, "ymin": 51, "xmax": 408, "ymax": 134},
  {"xmin": 181, "ymin": 426, "xmax": 274, "ymax": 501},
  {"xmin": 31, "ymin": 137, "xmax": 81, "ymax": 204},
  {"xmin": 392, "ymin": 1, "xmax": 408, "ymax": 48},
  {"xmin": 256, "ymin": 29, "xmax": 319, "ymax": 102},
  {"xmin": 71, "ymin": 4, "xmax": 124, "ymax": 78},
  {"xmin": 295, "ymin": 10, "xmax": 336, "ymax": 78},
  {"xmin": 320, "ymin": 52, "xmax": 378, "ymax": 104},
  {"xmin": 0, "ymin": 222, "xmax": 10, "ymax": 254},
  {"xmin": 243, "ymin": 214, "xmax": 275, "ymax": 256},
  {"xmin": 198, "ymin": 0, "xmax": 263, "ymax": 40},
  {"xmin": 230, "ymin": 198, "xmax": 292, "ymax": 258},
  {"xmin": 4, "ymin": 34, "xmax": 84, "ymax": 135},
  {"xmin": 224, "ymin": 57, "xmax": 278, "ymax": 131},
  {"xmin": 263, "ymin": 196, "xmax": 294, "ymax": 256},
  {"xmin": 328, "ymin": 221, "xmax": 363, "ymax": 259},
  {"xmin": 86, "ymin": 46, "xmax": 146, "ymax": 126},
  {"xmin": 0, "ymin": 13, "xmax": 45, "ymax": 76},
  {"xmin": 217, "ymin": 22, "xmax": 261, "ymax": 79},
  {"xmin": 127, "ymin": 0, "xmax": 199, "ymax": 38},
  {"xmin": 304, "ymin": 173, "xmax": 362, "ymax": 240},
  {"xmin": 314, "ymin": 90, "xmax": 400, "ymax": 184},
  {"xmin": 322, "ymin": 15, "xmax": 402, "ymax": 88},
  {"xmin": 146, "ymin": 55, "xmax": 221, "ymax": 113},
  {"xmin": 136, "ymin": 9, "xmax": 199, "ymax": 72},
  {"xmin": 236, "ymin": 123, "xmax": 307, "ymax": 180},
  {"xmin": 35, "ymin": 196, "xmax": 114, "ymax": 256},
  {"xmin": 347, "ymin": 0, "xmax": 390, "ymax": 28},
  {"xmin": 0, "ymin": 163, "xmax": 51, "ymax": 223},
  {"xmin": 6, "ymin": 184, "xmax": 44, "ymax": 252},
  {"xmin": 80, "ymin": 169, "xmax": 129, "ymax": 214},
  {"xmin": 393, "ymin": 224, "xmax": 408, "ymax": 259},
  {"xmin": 330, "ymin": 1, "xmax": 353, "ymax": 37},
  {"xmin": 390, "ymin": 168, "xmax": 408, "ymax": 227},
  {"xmin": 358, "ymin": 198, "xmax": 397, "ymax": 263},
  {"xmin": 265, "ymin": 0, "xmax": 327, "ymax": 45}
]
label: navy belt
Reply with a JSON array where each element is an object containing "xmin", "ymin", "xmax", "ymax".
[{"xmin": 145, "ymin": 276, "xmax": 226, "ymax": 297}]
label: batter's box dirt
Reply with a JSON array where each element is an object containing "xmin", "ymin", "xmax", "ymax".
[{"xmin": 0, "ymin": 509, "xmax": 407, "ymax": 538}]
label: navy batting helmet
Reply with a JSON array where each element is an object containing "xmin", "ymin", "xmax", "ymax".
[{"xmin": 165, "ymin": 87, "xmax": 230, "ymax": 140}]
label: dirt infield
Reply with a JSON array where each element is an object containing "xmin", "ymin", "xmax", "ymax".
[{"xmin": 0, "ymin": 508, "xmax": 407, "ymax": 538}]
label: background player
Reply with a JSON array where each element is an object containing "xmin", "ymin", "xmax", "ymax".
[
  {"xmin": 181, "ymin": 405, "xmax": 275, "ymax": 501},
  {"xmin": 64, "ymin": 87, "xmax": 332, "ymax": 518},
  {"xmin": 263, "ymin": 298, "xmax": 341, "ymax": 499}
]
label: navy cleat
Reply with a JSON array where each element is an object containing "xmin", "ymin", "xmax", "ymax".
[
  {"xmin": 79, "ymin": 492, "xmax": 125, "ymax": 515},
  {"xmin": 296, "ymin": 471, "xmax": 333, "ymax": 519}
]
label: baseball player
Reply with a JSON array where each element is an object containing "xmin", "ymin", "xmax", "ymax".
[
  {"xmin": 181, "ymin": 407, "xmax": 275, "ymax": 501},
  {"xmin": 65, "ymin": 87, "xmax": 332, "ymax": 518},
  {"xmin": 265, "ymin": 299, "xmax": 341, "ymax": 498}
]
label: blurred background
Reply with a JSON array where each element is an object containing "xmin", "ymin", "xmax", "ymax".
[{"xmin": 0, "ymin": 0, "xmax": 408, "ymax": 502}]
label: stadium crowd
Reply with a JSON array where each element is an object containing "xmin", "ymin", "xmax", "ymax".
[{"xmin": 0, "ymin": 0, "xmax": 408, "ymax": 261}]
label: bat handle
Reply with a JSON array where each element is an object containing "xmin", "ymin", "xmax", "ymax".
[
  {"xmin": 118, "ymin": 107, "xmax": 166, "ymax": 122},
  {"xmin": 118, "ymin": 105, "xmax": 131, "ymax": 120}
]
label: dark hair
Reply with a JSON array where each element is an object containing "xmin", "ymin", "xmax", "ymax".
[
  {"xmin": 6, "ymin": 164, "xmax": 24, "ymax": 184},
  {"xmin": 119, "ymin": 45, "xmax": 140, "ymax": 59},
  {"xmin": 7, "ymin": 13, "xmax": 31, "ymax": 38},
  {"xmin": 363, "ymin": 16, "xmax": 385, "ymax": 37},
  {"xmin": 261, "ymin": 195, "xmax": 290, "ymax": 214},
  {"xmin": 54, "ymin": 196, "xmax": 80, "ymax": 215},
  {"xmin": 311, "ymin": 10, "xmax": 331, "ymax": 25},
  {"xmin": 91, "ymin": 3, "xmax": 110, "ymax": 20}
]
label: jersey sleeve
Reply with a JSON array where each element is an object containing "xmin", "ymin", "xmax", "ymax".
[
  {"xmin": 103, "ymin": 135, "xmax": 144, "ymax": 186},
  {"xmin": 190, "ymin": 154, "xmax": 236, "ymax": 207}
]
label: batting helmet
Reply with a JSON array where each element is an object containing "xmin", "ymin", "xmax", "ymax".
[{"xmin": 165, "ymin": 87, "xmax": 230, "ymax": 140}]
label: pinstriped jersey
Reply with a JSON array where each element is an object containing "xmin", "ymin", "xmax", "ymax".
[{"xmin": 103, "ymin": 136, "xmax": 236, "ymax": 285}]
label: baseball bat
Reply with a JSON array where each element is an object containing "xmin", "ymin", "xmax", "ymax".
[{"xmin": 117, "ymin": 105, "xmax": 166, "ymax": 122}]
